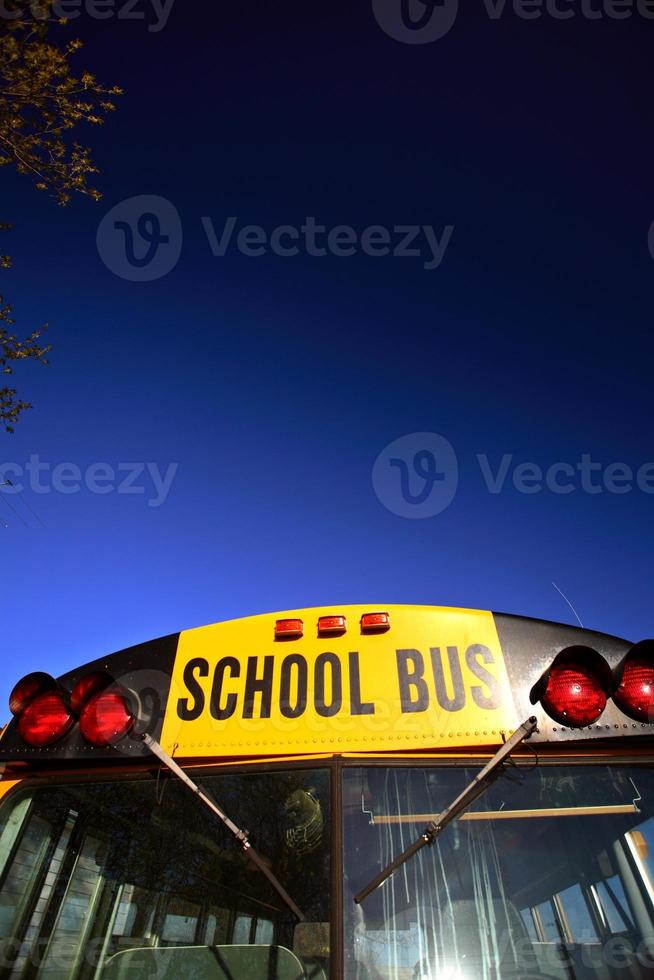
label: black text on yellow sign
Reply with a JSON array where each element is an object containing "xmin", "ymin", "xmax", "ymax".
[{"xmin": 175, "ymin": 645, "xmax": 503, "ymax": 722}]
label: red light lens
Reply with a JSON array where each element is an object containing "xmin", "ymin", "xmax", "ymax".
[
  {"xmin": 361, "ymin": 612, "xmax": 390, "ymax": 632},
  {"xmin": 70, "ymin": 672, "xmax": 111, "ymax": 715},
  {"xmin": 9, "ymin": 672, "xmax": 56, "ymax": 716},
  {"xmin": 542, "ymin": 663, "xmax": 607, "ymax": 727},
  {"xmin": 275, "ymin": 619, "xmax": 303, "ymax": 639},
  {"xmin": 18, "ymin": 691, "xmax": 74, "ymax": 747},
  {"xmin": 79, "ymin": 691, "xmax": 134, "ymax": 746},
  {"xmin": 318, "ymin": 615, "xmax": 346, "ymax": 635},
  {"xmin": 615, "ymin": 657, "xmax": 654, "ymax": 720}
]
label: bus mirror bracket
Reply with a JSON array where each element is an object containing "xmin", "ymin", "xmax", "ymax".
[{"xmin": 354, "ymin": 716, "xmax": 539, "ymax": 906}]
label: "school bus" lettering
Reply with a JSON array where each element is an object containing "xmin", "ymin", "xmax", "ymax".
[{"xmin": 175, "ymin": 644, "xmax": 502, "ymax": 722}]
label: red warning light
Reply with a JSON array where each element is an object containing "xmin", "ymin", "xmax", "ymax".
[
  {"xmin": 275, "ymin": 619, "xmax": 303, "ymax": 639},
  {"xmin": 318, "ymin": 615, "xmax": 346, "ymax": 636},
  {"xmin": 360, "ymin": 612, "xmax": 390, "ymax": 633},
  {"xmin": 79, "ymin": 691, "xmax": 134, "ymax": 747},
  {"xmin": 9, "ymin": 672, "xmax": 56, "ymax": 716},
  {"xmin": 542, "ymin": 662, "xmax": 607, "ymax": 727},
  {"xmin": 18, "ymin": 691, "xmax": 74, "ymax": 747},
  {"xmin": 70, "ymin": 672, "xmax": 111, "ymax": 715},
  {"xmin": 531, "ymin": 646, "xmax": 610, "ymax": 728},
  {"xmin": 614, "ymin": 648, "xmax": 654, "ymax": 721}
]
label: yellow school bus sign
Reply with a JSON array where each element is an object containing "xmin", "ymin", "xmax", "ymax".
[{"xmin": 160, "ymin": 605, "xmax": 519, "ymax": 756}]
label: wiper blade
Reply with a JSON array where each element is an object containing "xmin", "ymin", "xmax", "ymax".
[
  {"xmin": 143, "ymin": 734, "xmax": 306, "ymax": 922},
  {"xmin": 354, "ymin": 716, "xmax": 538, "ymax": 905}
]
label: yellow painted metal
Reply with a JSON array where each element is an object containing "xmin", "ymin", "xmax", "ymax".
[
  {"xmin": 161, "ymin": 604, "xmax": 518, "ymax": 757},
  {"xmin": 0, "ymin": 778, "xmax": 20, "ymax": 801}
]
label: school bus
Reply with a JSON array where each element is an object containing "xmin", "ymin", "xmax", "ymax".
[{"xmin": 1, "ymin": 603, "xmax": 654, "ymax": 979}]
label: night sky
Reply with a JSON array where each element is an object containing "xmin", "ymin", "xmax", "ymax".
[{"xmin": 1, "ymin": 0, "xmax": 653, "ymax": 701}]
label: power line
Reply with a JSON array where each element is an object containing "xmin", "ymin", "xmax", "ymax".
[
  {"xmin": 5, "ymin": 479, "xmax": 46, "ymax": 528},
  {"xmin": 0, "ymin": 485, "xmax": 28, "ymax": 527}
]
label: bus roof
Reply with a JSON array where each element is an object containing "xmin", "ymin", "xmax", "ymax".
[{"xmin": 0, "ymin": 604, "xmax": 651, "ymax": 766}]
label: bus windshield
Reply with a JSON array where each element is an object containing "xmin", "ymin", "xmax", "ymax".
[
  {"xmin": 5, "ymin": 761, "xmax": 654, "ymax": 978},
  {"xmin": 344, "ymin": 764, "xmax": 654, "ymax": 980},
  {"xmin": 0, "ymin": 768, "xmax": 330, "ymax": 979}
]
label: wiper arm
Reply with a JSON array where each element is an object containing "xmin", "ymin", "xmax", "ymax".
[
  {"xmin": 142, "ymin": 734, "xmax": 306, "ymax": 922},
  {"xmin": 354, "ymin": 716, "xmax": 538, "ymax": 905}
]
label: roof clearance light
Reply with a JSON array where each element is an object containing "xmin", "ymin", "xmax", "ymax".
[
  {"xmin": 614, "ymin": 646, "xmax": 654, "ymax": 721},
  {"xmin": 360, "ymin": 612, "xmax": 390, "ymax": 633},
  {"xmin": 318, "ymin": 615, "xmax": 346, "ymax": 636},
  {"xmin": 18, "ymin": 691, "xmax": 74, "ymax": 747},
  {"xmin": 9, "ymin": 672, "xmax": 56, "ymax": 716},
  {"xmin": 70, "ymin": 672, "xmax": 111, "ymax": 715},
  {"xmin": 79, "ymin": 690, "xmax": 135, "ymax": 747},
  {"xmin": 275, "ymin": 619, "xmax": 303, "ymax": 640},
  {"xmin": 542, "ymin": 661, "xmax": 607, "ymax": 727}
]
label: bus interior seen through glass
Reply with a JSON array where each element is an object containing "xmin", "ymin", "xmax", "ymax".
[
  {"xmin": 0, "ymin": 768, "xmax": 331, "ymax": 980},
  {"xmin": 343, "ymin": 765, "xmax": 654, "ymax": 980}
]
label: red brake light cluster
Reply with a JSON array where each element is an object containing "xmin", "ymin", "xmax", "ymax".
[
  {"xmin": 533, "ymin": 642, "xmax": 654, "ymax": 728},
  {"xmin": 8, "ymin": 669, "xmax": 135, "ymax": 748}
]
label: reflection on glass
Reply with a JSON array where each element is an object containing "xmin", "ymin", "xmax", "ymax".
[
  {"xmin": 343, "ymin": 766, "xmax": 654, "ymax": 979},
  {"xmin": 0, "ymin": 768, "xmax": 330, "ymax": 979}
]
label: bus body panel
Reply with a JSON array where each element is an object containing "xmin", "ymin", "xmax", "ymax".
[{"xmin": 0, "ymin": 605, "xmax": 649, "ymax": 765}]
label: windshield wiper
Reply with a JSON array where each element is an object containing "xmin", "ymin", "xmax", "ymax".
[
  {"xmin": 142, "ymin": 734, "xmax": 306, "ymax": 922},
  {"xmin": 354, "ymin": 716, "xmax": 538, "ymax": 905}
]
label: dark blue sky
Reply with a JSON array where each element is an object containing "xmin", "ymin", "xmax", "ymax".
[{"xmin": 2, "ymin": 0, "xmax": 653, "ymax": 703}]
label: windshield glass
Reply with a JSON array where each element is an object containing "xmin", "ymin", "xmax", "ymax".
[
  {"xmin": 343, "ymin": 764, "xmax": 654, "ymax": 980},
  {"xmin": 0, "ymin": 767, "xmax": 330, "ymax": 979}
]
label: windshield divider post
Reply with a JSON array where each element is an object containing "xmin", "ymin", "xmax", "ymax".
[
  {"xmin": 141, "ymin": 733, "xmax": 307, "ymax": 922},
  {"xmin": 353, "ymin": 716, "xmax": 538, "ymax": 905}
]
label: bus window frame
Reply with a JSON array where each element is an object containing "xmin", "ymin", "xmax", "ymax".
[{"xmin": 2, "ymin": 750, "xmax": 654, "ymax": 980}]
